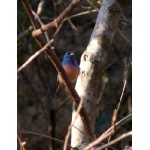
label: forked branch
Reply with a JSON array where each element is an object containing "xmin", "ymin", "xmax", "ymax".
[
  {"xmin": 32, "ymin": 0, "xmax": 83, "ymax": 37},
  {"xmin": 20, "ymin": 0, "xmax": 95, "ymax": 143}
]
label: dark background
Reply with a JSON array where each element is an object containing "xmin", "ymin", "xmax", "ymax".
[{"xmin": 17, "ymin": 0, "xmax": 132, "ymax": 149}]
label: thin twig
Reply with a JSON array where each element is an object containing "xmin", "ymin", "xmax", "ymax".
[
  {"xmin": 32, "ymin": 10, "xmax": 50, "ymax": 43},
  {"xmin": 112, "ymin": 109, "xmax": 117, "ymax": 133},
  {"xmin": 105, "ymin": 136, "xmax": 111, "ymax": 150},
  {"xmin": 98, "ymin": 131, "xmax": 132, "ymax": 150},
  {"xmin": 86, "ymin": 0, "xmax": 99, "ymax": 10},
  {"xmin": 72, "ymin": 125, "xmax": 84, "ymax": 134},
  {"xmin": 42, "ymin": 9, "xmax": 98, "ymax": 22},
  {"xmin": 52, "ymin": 19, "xmax": 65, "ymax": 38},
  {"xmin": 101, "ymin": 113, "xmax": 132, "ymax": 136},
  {"xmin": 97, "ymin": 75, "xmax": 108, "ymax": 104},
  {"xmin": 17, "ymin": 39, "xmax": 54, "ymax": 73},
  {"xmin": 84, "ymin": 130, "xmax": 115, "ymax": 150},
  {"xmin": 67, "ymin": 9, "xmax": 98, "ymax": 20},
  {"xmin": 20, "ymin": 0, "xmax": 39, "ymax": 30},
  {"xmin": 32, "ymin": 10, "xmax": 43, "ymax": 25},
  {"xmin": 67, "ymin": 18, "xmax": 78, "ymax": 31},
  {"xmin": 128, "ymin": 95, "xmax": 132, "ymax": 114},
  {"xmin": 121, "ymin": 15, "xmax": 132, "ymax": 25},
  {"xmin": 105, "ymin": 109, "xmax": 117, "ymax": 150},
  {"xmin": 18, "ymin": 130, "xmax": 74, "ymax": 149},
  {"xmin": 116, "ymin": 60, "xmax": 130, "ymax": 112},
  {"xmin": 36, "ymin": 0, "xmax": 45, "ymax": 16},
  {"xmin": 17, "ymin": 133, "xmax": 26, "ymax": 150}
]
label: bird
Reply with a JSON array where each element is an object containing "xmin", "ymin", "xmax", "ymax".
[
  {"xmin": 58, "ymin": 51, "xmax": 80, "ymax": 84},
  {"xmin": 55, "ymin": 51, "xmax": 80, "ymax": 96}
]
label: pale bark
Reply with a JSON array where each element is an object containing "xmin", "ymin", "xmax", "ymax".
[{"xmin": 71, "ymin": 0, "xmax": 129, "ymax": 148}]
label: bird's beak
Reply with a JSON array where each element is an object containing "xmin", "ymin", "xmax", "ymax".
[{"xmin": 70, "ymin": 51, "xmax": 75, "ymax": 55}]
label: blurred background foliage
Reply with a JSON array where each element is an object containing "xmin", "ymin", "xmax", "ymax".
[{"xmin": 17, "ymin": 0, "xmax": 132, "ymax": 149}]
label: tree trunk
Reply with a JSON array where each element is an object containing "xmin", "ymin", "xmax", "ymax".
[{"xmin": 71, "ymin": 0, "xmax": 129, "ymax": 148}]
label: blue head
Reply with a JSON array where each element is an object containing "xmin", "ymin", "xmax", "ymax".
[
  {"xmin": 58, "ymin": 51, "xmax": 80, "ymax": 84},
  {"xmin": 62, "ymin": 51, "xmax": 78, "ymax": 66}
]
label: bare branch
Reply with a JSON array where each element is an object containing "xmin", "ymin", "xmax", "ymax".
[
  {"xmin": 32, "ymin": 0, "xmax": 83, "ymax": 37},
  {"xmin": 32, "ymin": 10, "xmax": 50, "ymax": 43},
  {"xmin": 20, "ymin": 0, "xmax": 39, "ymax": 30},
  {"xmin": 105, "ymin": 109, "xmax": 117, "ymax": 147},
  {"xmin": 98, "ymin": 131, "xmax": 132, "ymax": 150},
  {"xmin": 105, "ymin": 56, "xmax": 130, "ymax": 150},
  {"xmin": 86, "ymin": 0, "xmax": 99, "ymax": 10},
  {"xmin": 83, "ymin": 113, "xmax": 132, "ymax": 150},
  {"xmin": 72, "ymin": 125, "xmax": 84, "ymax": 135},
  {"xmin": 121, "ymin": 15, "xmax": 132, "ymax": 25},
  {"xmin": 112, "ymin": 109, "xmax": 117, "ymax": 132},
  {"xmin": 67, "ymin": 18, "xmax": 78, "ymax": 31},
  {"xmin": 116, "ymin": 61, "xmax": 130, "ymax": 113},
  {"xmin": 84, "ymin": 130, "xmax": 115, "ymax": 150},
  {"xmin": 101, "ymin": 113, "xmax": 132, "ymax": 136},
  {"xmin": 68, "ymin": 9, "xmax": 98, "ymax": 20},
  {"xmin": 97, "ymin": 75, "xmax": 108, "ymax": 105},
  {"xmin": 52, "ymin": 19, "xmax": 65, "ymax": 38},
  {"xmin": 52, "ymin": 8, "xmax": 98, "ymax": 38},
  {"xmin": 20, "ymin": 0, "xmax": 95, "ymax": 142},
  {"xmin": 17, "ymin": 133, "xmax": 26, "ymax": 150},
  {"xmin": 18, "ymin": 131, "xmax": 74, "ymax": 149},
  {"xmin": 17, "ymin": 39, "xmax": 54, "ymax": 73}
]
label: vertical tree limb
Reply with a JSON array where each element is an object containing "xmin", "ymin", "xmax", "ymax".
[{"xmin": 71, "ymin": 0, "xmax": 129, "ymax": 147}]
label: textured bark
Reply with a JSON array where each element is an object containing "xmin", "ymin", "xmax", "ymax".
[{"xmin": 71, "ymin": 0, "xmax": 129, "ymax": 147}]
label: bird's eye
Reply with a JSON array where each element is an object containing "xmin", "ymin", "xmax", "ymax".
[
  {"xmin": 66, "ymin": 51, "xmax": 75, "ymax": 56},
  {"xmin": 66, "ymin": 51, "xmax": 71, "ymax": 55}
]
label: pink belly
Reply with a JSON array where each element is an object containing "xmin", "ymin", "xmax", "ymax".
[{"xmin": 58, "ymin": 64, "xmax": 80, "ymax": 84}]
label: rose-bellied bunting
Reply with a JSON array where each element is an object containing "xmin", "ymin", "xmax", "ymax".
[{"xmin": 55, "ymin": 51, "xmax": 80, "ymax": 97}]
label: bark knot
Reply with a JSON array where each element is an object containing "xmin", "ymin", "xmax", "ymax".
[
  {"xmin": 84, "ymin": 54, "xmax": 88, "ymax": 61},
  {"xmin": 108, "ymin": 4, "xmax": 120, "ymax": 14}
]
